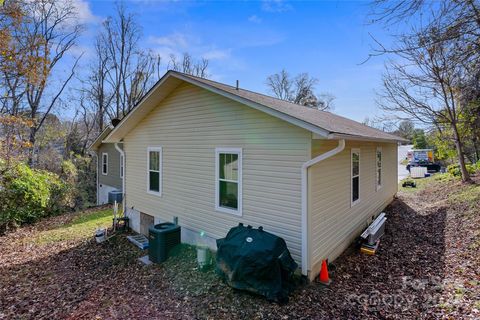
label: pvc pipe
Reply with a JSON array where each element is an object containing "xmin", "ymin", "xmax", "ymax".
[{"xmin": 301, "ymin": 139, "xmax": 345, "ymax": 276}]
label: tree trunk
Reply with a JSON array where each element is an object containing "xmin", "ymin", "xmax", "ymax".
[
  {"xmin": 473, "ymin": 136, "xmax": 480, "ymax": 163},
  {"xmin": 28, "ymin": 126, "xmax": 36, "ymax": 168},
  {"xmin": 452, "ymin": 122, "xmax": 473, "ymax": 183},
  {"xmin": 99, "ymin": 104, "xmax": 104, "ymax": 132}
]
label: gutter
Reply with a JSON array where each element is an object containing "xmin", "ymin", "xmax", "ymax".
[
  {"xmin": 89, "ymin": 151, "xmax": 99, "ymax": 206},
  {"xmin": 301, "ymin": 139, "xmax": 345, "ymax": 276},
  {"xmin": 328, "ymin": 133, "xmax": 407, "ymax": 144},
  {"xmin": 114, "ymin": 143, "xmax": 126, "ymax": 213}
]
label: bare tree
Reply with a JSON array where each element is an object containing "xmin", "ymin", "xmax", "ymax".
[
  {"xmin": 82, "ymin": 37, "xmax": 112, "ymax": 132},
  {"xmin": 317, "ymin": 93, "xmax": 336, "ymax": 111},
  {"xmin": 81, "ymin": 3, "xmax": 209, "ymax": 139},
  {"xmin": 370, "ymin": 0, "xmax": 480, "ymax": 182},
  {"xmin": 168, "ymin": 53, "xmax": 209, "ymax": 78},
  {"xmin": 265, "ymin": 69, "xmax": 292, "ymax": 101},
  {"xmin": 1, "ymin": 0, "xmax": 84, "ymax": 166},
  {"xmin": 379, "ymin": 29, "xmax": 473, "ymax": 182},
  {"xmin": 97, "ymin": 3, "xmax": 162, "ymax": 119},
  {"xmin": 266, "ymin": 69, "xmax": 334, "ymax": 111},
  {"xmin": 64, "ymin": 97, "xmax": 97, "ymax": 157}
]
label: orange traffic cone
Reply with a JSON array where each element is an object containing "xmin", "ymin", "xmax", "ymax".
[{"xmin": 318, "ymin": 259, "xmax": 331, "ymax": 285}]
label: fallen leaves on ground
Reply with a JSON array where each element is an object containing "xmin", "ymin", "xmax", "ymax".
[{"xmin": 0, "ymin": 175, "xmax": 479, "ymax": 319}]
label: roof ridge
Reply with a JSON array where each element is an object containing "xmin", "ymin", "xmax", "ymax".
[{"xmin": 170, "ymin": 70, "xmax": 330, "ymax": 111}]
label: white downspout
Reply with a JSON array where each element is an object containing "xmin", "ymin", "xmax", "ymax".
[
  {"xmin": 114, "ymin": 143, "xmax": 125, "ymax": 213},
  {"xmin": 301, "ymin": 139, "xmax": 345, "ymax": 276},
  {"xmin": 89, "ymin": 151, "xmax": 99, "ymax": 206}
]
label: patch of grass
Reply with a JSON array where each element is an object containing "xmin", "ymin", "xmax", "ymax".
[
  {"xmin": 30, "ymin": 208, "xmax": 113, "ymax": 245},
  {"xmin": 399, "ymin": 173, "xmax": 456, "ymax": 193},
  {"xmin": 399, "ymin": 176, "xmax": 434, "ymax": 193},
  {"xmin": 433, "ymin": 173, "xmax": 455, "ymax": 183},
  {"xmin": 448, "ymin": 183, "xmax": 480, "ymax": 208}
]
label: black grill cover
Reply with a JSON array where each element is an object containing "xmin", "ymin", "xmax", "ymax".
[{"xmin": 216, "ymin": 224, "xmax": 298, "ymax": 303}]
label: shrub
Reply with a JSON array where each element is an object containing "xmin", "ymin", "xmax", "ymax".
[
  {"xmin": 447, "ymin": 163, "xmax": 476, "ymax": 177},
  {"xmin": 61, "ymin": 155, "xmax": 96, "ymax": 209},
  {"xmin": 0, "ymin": 162, "xmax": 69, "ymax": 233}
]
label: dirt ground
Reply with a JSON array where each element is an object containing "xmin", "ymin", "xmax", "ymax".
[{"xmin": 1, "ymin": 175, "xmax": 479, "ymax": 319}]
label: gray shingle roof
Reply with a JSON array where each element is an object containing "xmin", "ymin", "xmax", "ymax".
[{"xmin": 179, "ymin": 72, "xmax": 406, "ymax": 142}]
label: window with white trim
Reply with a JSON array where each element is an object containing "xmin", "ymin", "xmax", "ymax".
[
  {"xmin": 120, "ymin": 154, "xmax": 124, "ymax": 178},
  {"xmin": 102, "ymin": 153, "xmax": 108, "ymax": 175},
  {"xmin": 147, "ymin": 147, "xmax": 162, "ymax": 195},
  {"xmin": 351, "ymin": 148, "xmax": 360, "ymax": 205},
  {"xmin": 215, "ymin": 148, "xmax": 242, "ymax": 215},
  {"xmin": 376, "ymin": 147, "xmax": 382, "ymax": 190}
]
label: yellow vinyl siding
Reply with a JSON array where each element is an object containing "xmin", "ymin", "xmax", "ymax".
[
  {"xmin": 308, "ymin": 140, "xmax": 397, "ymax": 277},
  {"xmin": 124, "ymin": 83, "xmax": 311, "ymax": 262}
]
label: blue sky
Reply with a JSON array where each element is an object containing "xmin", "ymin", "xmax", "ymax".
[{"xmin": 71, "ymin": 0, "xmax": 394, "ymax": 122}]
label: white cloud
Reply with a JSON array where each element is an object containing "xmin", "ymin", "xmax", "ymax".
[
  {"xmin": 261, "ymin": 0, "xmax": 292, "ymax": 13},
  {"xmin": 149, "ymin": 32, "xmax": 189, "ymax": 49},
  {"xmin": 149, "ymin": 32, "xmax": 232, "ymax": 62},
  {"xmin": 71, "ymin": 0, "xmax": 100, "ymax": 24},
  {"xmin": 248, "ymin": 15, "xmax": 262, "ymax": 23},
  {"xmin": 202, "ymin": 49, "xmax": 231, "ymax": 61},
  {"xmin": 25, "ymin": 0, "xmax": 101, "ymax": 25}
]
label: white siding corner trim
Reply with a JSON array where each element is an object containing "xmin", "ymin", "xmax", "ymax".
[
  {"xmin": 215, "ymin": 147, "xmax": 243, "ymax": 216},
  {"xmin": 147, "ymin": 146, "xmax": 162, "ymax": 196}
]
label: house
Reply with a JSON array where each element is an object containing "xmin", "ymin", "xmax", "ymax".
[
  {"xmin": 99, "ymin": 70, "xmax": 406, "ymax": 280},
  {"xmin": 89, "ymin": 125, "xmax": 124, "ymax": 205}
]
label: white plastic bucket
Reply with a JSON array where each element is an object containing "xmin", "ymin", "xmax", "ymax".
[{"xmin": 95, "ymin": 228, "xmax": 106, "ymax": 243}]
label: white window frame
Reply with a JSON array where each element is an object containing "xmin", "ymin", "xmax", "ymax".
[
  {"xmin": 376, "ymin": 147, "xmax": 382, "ymax": 191},
  {"xmin": 351, "ymin": 148, "xmax": 360, "ymax": 207},
  {"xmin": 101, "ymin": 153, "xmax": 108, "ymax": 175},
  {"xmin": 215, "ymin": 147, "xmax": 242, "ymax": 216},
  {"xmin": 120, "ymin": 154, "xmax": 124, "ymax": 179},
  {"xmin": 147, "ymin": 147, "xmax": 162, "ymax": 196}
]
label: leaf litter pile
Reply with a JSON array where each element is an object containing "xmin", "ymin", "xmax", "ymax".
[{"xmin": 1, "ymin": 175, "xmax": 479, "ymax": 319}]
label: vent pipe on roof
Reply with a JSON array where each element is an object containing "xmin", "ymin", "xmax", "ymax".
[{"xmin": 236, "ymin": 80, "xmax": 239, "ymax": 90}]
